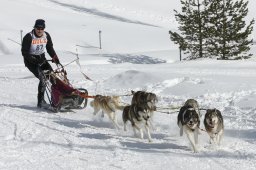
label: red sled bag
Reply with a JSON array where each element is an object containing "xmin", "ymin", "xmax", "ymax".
[
  {"xmin": 49, "ymin": 70, "xmax": 88, "ymax": 112},
  {"xmin": 51, "ymin": 77, "xmax": 76, "ymax": 108}
]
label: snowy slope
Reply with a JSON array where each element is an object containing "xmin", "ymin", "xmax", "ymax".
[{"xmin": 0, "ymin": 0, "xmax": 256, "ymax": 169}]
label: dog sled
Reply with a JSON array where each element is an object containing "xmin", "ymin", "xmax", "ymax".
[{"xmin": 39, "ymin": 62, "xmax": 88, "ymax": 112}]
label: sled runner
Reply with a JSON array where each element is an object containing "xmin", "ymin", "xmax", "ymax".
[{"xmin": 39, "ymin": 62, "xmax": 88, "ymax": 112}]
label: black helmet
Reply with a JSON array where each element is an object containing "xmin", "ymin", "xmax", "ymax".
[{"xmin": 34, "ymin": 19, "xmax": 45, "ymax": 28}]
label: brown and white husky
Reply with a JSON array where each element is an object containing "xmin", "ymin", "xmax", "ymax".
[{"xmin": 90, "ymin": 95, "xmax": 125, "ymax": 129}]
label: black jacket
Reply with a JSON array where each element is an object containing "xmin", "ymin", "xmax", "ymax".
[{"xmin": 21, "ymin": 30, "xmax": 56, "ymax": 66}]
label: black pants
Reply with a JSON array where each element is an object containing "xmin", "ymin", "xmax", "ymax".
[{"xmin": 25, "ymin": 60, "xmax": 53, "ymax": 104}]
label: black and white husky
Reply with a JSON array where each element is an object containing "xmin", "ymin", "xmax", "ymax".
[
  {"xmin": 177, "ymin": 99, "xmax": 201, "ymax": 152},
  {"xmin": 204, "ymin": 109, "xmax": 224, "ymax": 145},
  {"xmin": 131, "ymin": 90, "xmax": 158, "ymax": 130},
  {"xmin": 131, "ymin": 90, "xmax": 158, "ymax": 112},
  {"xmin": 122, "ymin": 104, "xmax": 152, "ymax": 142}
]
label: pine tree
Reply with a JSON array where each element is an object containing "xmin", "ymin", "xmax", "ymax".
[
  {"xmin": 169, "ymin": 0, "xmax": 211, "ymax": 59},
  {"xmin": 206, "ymin": 0, "xmax": 254, "ymax": 59},
  {"xmin": 170, "ymin": 0, "xmax": 254, "ymax": 60}
]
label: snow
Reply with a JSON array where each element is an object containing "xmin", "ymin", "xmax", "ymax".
[{"xmin": 0, "ymin": 0, "xmax": 256, "ymax": 169}]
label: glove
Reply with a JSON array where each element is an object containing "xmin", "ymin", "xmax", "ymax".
[{"xmin": 52, "ymin": 55, "xmax": 60, "ymax": 64}]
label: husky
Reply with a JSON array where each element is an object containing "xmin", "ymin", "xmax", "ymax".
[
  {"xmin": 122, "ymin": 104, "xmax": 152, "ymax": 142},
  {"xmin": 90, "ymin": 95, "xmax": 125, "ymax": 129},
  {"xmin": 184, "ymin": 99, "xmax": 201, "ymax": 117},
  {"xmin": 131, "ymin": 90, "xmax": 158, "ymax": 129},
  {"xmin": 177, "ymin": 99, "xmax": 201, "ymax": 153},
  {"xmin": 131, "ymin": 90, "xmax": 158, "ymax": 112},
  {"xmin": 204, "ymin": 109, "xmax": 224, "ymax": 145}
]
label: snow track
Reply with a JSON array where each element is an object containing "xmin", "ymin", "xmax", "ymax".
[
  {"xmin": 1, "ymin": 62, "xmax": 256, "ymax": 169},
  {"xmin": 1, "ymin": 60, "xmax": 256, "ymax": 169}
]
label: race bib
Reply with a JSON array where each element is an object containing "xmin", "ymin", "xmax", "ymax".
[{"xmin": 29, "ymin": 32, "xmax": 47, "ymax": 55}]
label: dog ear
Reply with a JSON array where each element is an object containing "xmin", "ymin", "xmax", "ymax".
[
  {"xmin": 214, "ymin": 108, "xmax": 219, "ymax": 115},
  {"xmin": 206, "ymin": 109, "xmax": 211, "ymax": 113},
  {"xmin": 215, "ymin": 109, "xmax": 222, "ymax": 117}
]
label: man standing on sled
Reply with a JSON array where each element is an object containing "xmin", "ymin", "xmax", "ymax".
[{"xmin": 21, "ymin": 19, "xmax": 60, "ymax": 108}]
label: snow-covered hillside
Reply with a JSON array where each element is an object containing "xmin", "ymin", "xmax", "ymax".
[{"xmin": 0, "ymin": 0, "xmax": 256, "ymax": 169}]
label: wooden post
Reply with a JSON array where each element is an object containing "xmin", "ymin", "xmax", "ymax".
[
  {"xmin": 99, "ymin": 30, "xmax": 102, "ymax": 49},
  {"xmin": 179, "ymin": 46, "xmax": 182, "ymax": 61},
  {"xmin": 76, "ymin": 48, "xmax": 79, "ymax": 58},
  {"xmin": 20, "ymin": 30, "xmax": 23, "ymax": 45}
]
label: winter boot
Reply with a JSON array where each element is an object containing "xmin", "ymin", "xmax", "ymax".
[
  {"xmin": 37, "ymin": 92, "xmax": 47, "ymax": 108},
  {"xmin": 37, "ymin": 80, "xmax": 47, "ymax": 108},
  {"xmin": 37, "ymin": 99, "xmax": 47, "ymax": 108}
]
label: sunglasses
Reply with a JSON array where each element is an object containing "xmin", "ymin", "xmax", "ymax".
[{"xmin": 36, "ymin": 27, "xmax": 44, "ymax": 30}]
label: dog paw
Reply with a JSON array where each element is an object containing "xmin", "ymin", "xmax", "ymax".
[
  {"xmin": 193, "ymin": 149, "xmax": 199, "ymax": 153},
  {"xmin": 193, "ymin": 146, "xmax": 200, "ymax": 153}
]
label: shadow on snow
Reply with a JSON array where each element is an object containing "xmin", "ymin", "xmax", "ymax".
[{"xmin": 49, "ymin": 0, "xmax": 159, "ymax": 27}]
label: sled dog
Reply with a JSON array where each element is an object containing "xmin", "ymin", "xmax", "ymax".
[
  {"xmin": 131, "ymin": 90, "xmax": 158, "ymax": 129},
  {"xmin": 177, "ymin": 99, "xmax": 201, "ymax": 152},
  {"xmin": 90, "ymin": 95, "xmax": 125, "ymax": 129},
  {"xmin": 122, "ymin": 104, "xmax": 152, "ymax": 142},
  {"xmin": 131, "ymin": 90, "xmax": 158, "ymax": 112},
  {"xmin": 184, "ymin": 98, "xmax": 201, "ymax": 117},
  {"xmin": 204, "ymin": 109, "xmax": 224, "ymax": 145}
]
